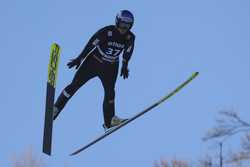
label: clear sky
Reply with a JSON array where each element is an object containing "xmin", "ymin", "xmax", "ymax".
[{"xmin": 1, "ymin": 0, "xmax": 250, "ymax": 166}]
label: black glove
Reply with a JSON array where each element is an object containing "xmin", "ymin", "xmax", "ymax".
[
  {"xmin": 120, "ymin": 63, "xmax": 129, "ymax": 79},
  {"xmin": 67, "ymin": 58, "xmax": 81, "ymax": 69}
]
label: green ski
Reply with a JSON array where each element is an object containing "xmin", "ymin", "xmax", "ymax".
[{"xmin": 70, "ymin": 72, "xmax": 199, "ymax": 156}]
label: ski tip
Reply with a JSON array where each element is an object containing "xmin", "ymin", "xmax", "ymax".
[
  {"xmin": 194, "ymin": 71, "xmax": 199, "ymax": 75},
  {"xmin": 52, "ymin": 43, "xmax": 60, "ymax": 48},
  {"xmin": 192, "ymin": 72, "xmax": 199, "ymax": 77}
]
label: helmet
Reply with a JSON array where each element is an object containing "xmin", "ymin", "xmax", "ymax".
[{"xmin": 115, "ymin": 10, "xmax": 134, "ymax": 30}]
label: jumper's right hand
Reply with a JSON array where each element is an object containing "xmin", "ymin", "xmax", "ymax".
[{"xmin": 67, "ymin": 58, "xmax": 81, "ymax": 69}]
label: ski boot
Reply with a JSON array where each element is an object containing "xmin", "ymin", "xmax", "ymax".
[
  {"xmin": 53, "ymin": 106, "xmax": 60, "ymax": 120},
  {"xmin": 103, "ymin": 115, "xmax": 128, "ymax": 132}
]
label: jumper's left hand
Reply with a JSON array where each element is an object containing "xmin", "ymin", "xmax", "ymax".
[{"xmin": 120, "ymin": 65, "xmax": 129, "ymax": 79}]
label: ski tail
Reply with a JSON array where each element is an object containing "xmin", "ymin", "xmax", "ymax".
[{"xmin": 43, "ymin": 43, "xmax": 61, "ymax": 155}]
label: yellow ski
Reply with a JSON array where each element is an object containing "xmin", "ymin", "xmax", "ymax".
[{"xmin": 43, "ymin": 43, "xmax": 61, "ymax": 155}]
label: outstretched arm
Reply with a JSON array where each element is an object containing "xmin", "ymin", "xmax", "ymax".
[{"xmin": 67, "ymin": 27, "xmax": 106, "ymax": 69}]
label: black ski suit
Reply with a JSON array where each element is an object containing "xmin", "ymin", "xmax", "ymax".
[{"xmin": 54, "ymin": 25, "xmax": 135, "ymax": 127}]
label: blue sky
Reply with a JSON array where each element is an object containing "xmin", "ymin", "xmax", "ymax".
[{"xmin": 1, "ymin": 0, "xmax": 250, "ymax": 166}]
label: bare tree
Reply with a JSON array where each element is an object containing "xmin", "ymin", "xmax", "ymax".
[
  {"xmin": 226, "ymin": 133, "xmax": 250, "ymax": 166},
  {"xmin": 203, "ymin": 110, "xmax": 250, "ymax": 141},
  {"xmin": 203, "ymin": 110, "xmax": 250, "ymax": 167},
  {"xmin": 11, "ymin": 148, "xmax": 45, "ymax": 167},
  {"xmin": 154, "ymin": 158, "xmax": 190, "ymax": 167},
  {"xmin": 198, "ymin": 155, "xmax": 213, "ymax": 167}
]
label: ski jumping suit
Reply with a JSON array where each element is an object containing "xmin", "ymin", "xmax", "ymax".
[{"xmin": 54, "ymin": 25, "xmax": 135, "ymax": 127}]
